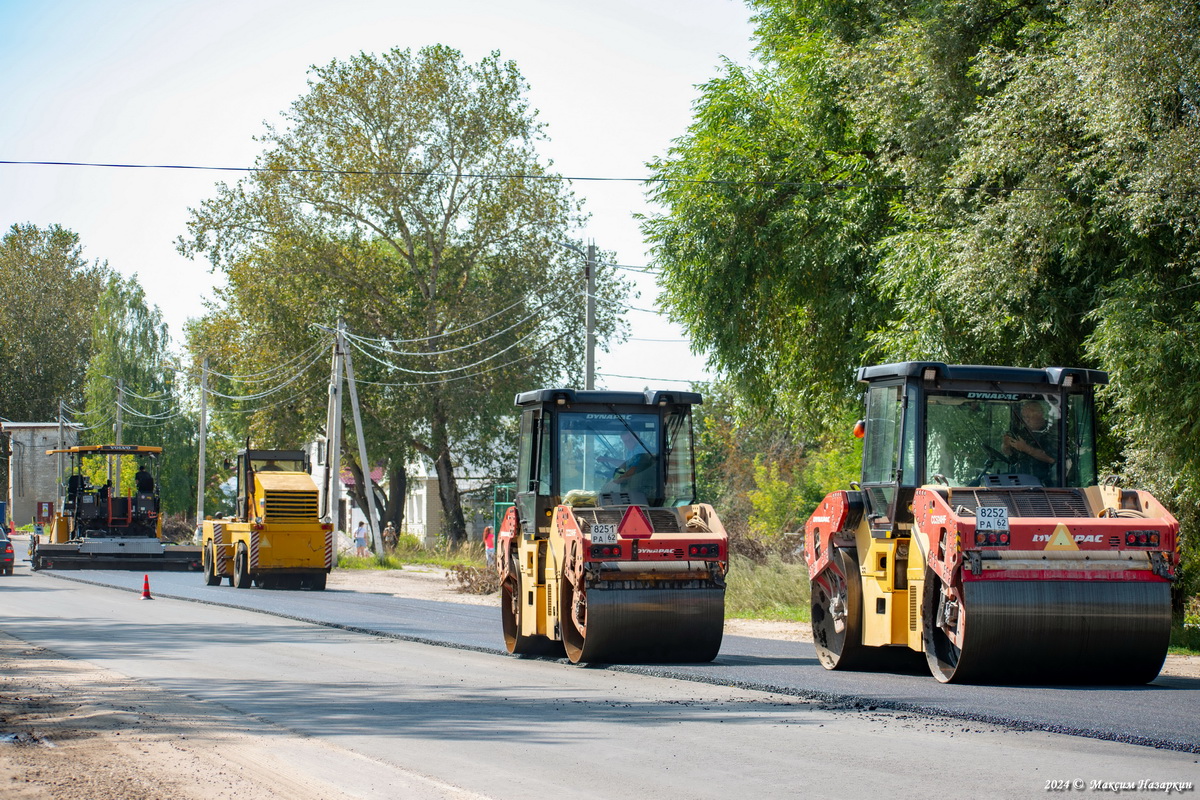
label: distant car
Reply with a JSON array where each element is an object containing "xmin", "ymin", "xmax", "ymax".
[{"xmin": 0, "ymin": 532, "xmax": 13, "ymax": 575}]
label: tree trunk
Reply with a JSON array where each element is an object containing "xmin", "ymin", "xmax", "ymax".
[
  {"xmin": 430, "ymin": 407, "xmax": 467, "ymax": 544},
  {"xmin": 383, "ymin": 460, "xmax": 406, "ymax": 531},
  {"xmin": 343, "ymin": 457, "xmax": 370, "ymax": 542}
]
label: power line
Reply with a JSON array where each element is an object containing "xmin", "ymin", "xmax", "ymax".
[
  {"xmin": 349, "ymin": 352, "xmax": 541, "ymax": 388},
  {"xmin": 203, "ymin": 339, "xmax": 329, "ymax": 382},
  {"xmin": 202, "ymin": 347, "xmax": 327, "ymax": 400},
  {"xmin": 346, "ymin": 325, "xmax": 545, "ymax": 376},
  {"xmin": 5, "ymin": 158, "xmax": 1195, "ymax": 196},
  {"xmin": 587, "ymin": 291, "xmax": 662, "ymax": 315},
  {"xmin": 597, "ymin": 372, "xmax": 696, "ymax": 385},
  {"xmin": 342, "ymin": 281, "xmax": 582, "ymax": 356}
]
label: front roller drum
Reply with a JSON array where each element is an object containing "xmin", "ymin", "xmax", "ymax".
[
  {"xmin": 924, "ymin": 577, "xmax": 1172, "ymax": 684},
  {"xmin": 560, "ymin": 581, "xmax": 725, "ymax": 664}
]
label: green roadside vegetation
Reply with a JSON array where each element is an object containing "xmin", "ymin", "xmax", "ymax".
[
  {"xmin": 337, "ymin": 533, "xmax": 487, "ymax": 571},
  {"xmin": 725, "ymin": 555, "xmax": 810, "ymax": 622}
]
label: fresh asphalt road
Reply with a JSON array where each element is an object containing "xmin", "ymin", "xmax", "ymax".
[
  {"xmin": 2, "ymin": 564, "xmax": 1198, "ymax": 800},
  {"xmin": 20, "ymin": 556, "xmax": 1200, "ymax": 753}
]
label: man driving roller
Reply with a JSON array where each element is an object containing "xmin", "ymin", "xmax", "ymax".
[{"xmin": 1002, "ymin": 399, "xmax": 1056, "ymax": 481}]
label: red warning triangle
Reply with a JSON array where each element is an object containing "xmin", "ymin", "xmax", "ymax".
[{"xmin": 618, "ymin": 505, "xmax": 654, "ymax": 539}]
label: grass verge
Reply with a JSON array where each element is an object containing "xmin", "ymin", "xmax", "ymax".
[
  {"xmin": 1168, "ymin": 621, "xmax": 1200, "ymax": 656},
  {"xmin": 725, "ymin": 554, "xmax": 811, "ymax": 622},
  {"xmin": 337, "ymin": 534, "xmax": 486, "ymax": 571}
]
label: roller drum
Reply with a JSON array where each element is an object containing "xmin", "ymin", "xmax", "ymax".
[
  {"xmin": 563, "ymin": 586, "xmax": 724, "ymax": 664},
  {"xmin": 927, "ymin": 579, "xmax": 1171, "ymax": 684}
]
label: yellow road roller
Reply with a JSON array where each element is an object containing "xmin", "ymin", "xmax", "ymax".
[
  {"xmin": 804, "ymin": 363, "xmax": 1179, "ymax": 683},
  {"xmin": 498, "ymin": 389, "xmax": 729, "ymax": 663}
]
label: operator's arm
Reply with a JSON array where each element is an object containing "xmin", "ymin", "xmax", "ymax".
[{"xmin": 1004, "ymin": 433, "xmax": 1055, "ymax": 464}]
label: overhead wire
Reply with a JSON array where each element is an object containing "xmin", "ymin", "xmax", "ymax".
[
  {"xmin": 4, "ymin": 159, "xmax": 1197, "ymax": 197},
  {"xmin": 201, "ymin": 346, "xmax": 328, "ymax": 400},
  {"xmin": 597, "ymin": 372, "xmax": 696, "ymax": 385},
  {"xmin": 587, "ymin": 291, "xmax": 663, "ymax": 315},
  {"xmin": 203, "ymin": 339, "xmax": 329, "ymax": 383},
  {"xmin": 116, "ymin": 400, "xmax": 184, "ymax": 421},
  {"xmin": 339, "ymin": 280, "xmax": 583, "ymax": 349},
  {"xmin": 346, "ymin": 324, "xmax": 545, "ymax": 376},
  {"xmin": 210, "ymin": 385, "xmax": 320, "ymax": 414},
  {"xmin": 343, "ymin": 280, "xmax": 582, "ymax": 357},
  {"xmin": 348, "ymin": 351, "xmax": 542, "ymax": 388},
  {"xmin": 122, "ymin": 386, "xmax": 174, "ymax": 403}
]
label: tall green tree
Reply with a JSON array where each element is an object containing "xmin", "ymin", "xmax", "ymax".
[
  {"xmin": 182, "ymin": 45, "xmax": 628, "ymax": 542},
  {"xmin": 647, "ymin": 0, "xmax": 1200, "ymax": 593},
  {"xmin": 80, "ymin": 274, "xmax": 199, "ymax": 517},
  {"xmin": 0, "ymin": 224, "xmax": 108, "ymax": 420},
  {"xmin": 0, "ymin": 223, "xmax": 108, "ymax": 497}
]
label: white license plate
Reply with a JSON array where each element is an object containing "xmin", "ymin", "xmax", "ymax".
[
  {"xmin": 590, "ymin": 524, "xmax": 618, "ymax": 544},
  {"xmin": 976, "ymin": 506, "xmax": 1009, "ymax": 531}
]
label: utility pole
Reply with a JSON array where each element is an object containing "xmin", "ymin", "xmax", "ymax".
[
  {"xmin": 325, "ymin": 329, "xmax": 344, "ymax": 531},
  {"xmin": 56, "ymin": 400, "xmax": 64, "ymax": 500},
  {"xmin": 585, "ymin": 242, "xmax": 596, "ymax": 390},
  {"xmin": 196, "ymin": 358, "xmax": 209, "ymax": 528},
  {"xmin": 112, "ymin": 378, "xmax": 125, "ymax": 486},
  {"xmin": 341, "ymin": 321, "xmax": 381, "ymax": 554}
]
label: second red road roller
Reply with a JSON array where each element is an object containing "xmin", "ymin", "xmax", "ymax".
[{"xmin": 804, "ymin": 362, "xmax": 1179, "ymax": 683}]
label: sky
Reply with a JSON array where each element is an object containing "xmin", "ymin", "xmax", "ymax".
[{"xmin": 0, "ymin": 0, "xmax": 757, "ymax": 394}]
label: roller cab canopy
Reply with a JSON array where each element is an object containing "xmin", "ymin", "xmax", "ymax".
[
  {"xmin": 46, "ymin": 444, "xmax": 163, "ymax": 456},
  {"xmin": 512, "ymin": 388, "xmax": 703, "ymax": 531},
  {"xmin": 855, "ymin": 361, "xmax": 1105, "ymax": 534}
]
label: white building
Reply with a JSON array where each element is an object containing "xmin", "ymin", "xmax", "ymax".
[
  {"xmin": 304, "ymin": 438, "xmax": 494, "ymax": 547},
  {"xmin": 2, "ymin": 421, "xmax": 80, "ymax": 526}
]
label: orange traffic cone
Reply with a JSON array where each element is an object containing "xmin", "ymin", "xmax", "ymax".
[{"xmin": 140, "ymin": 574, "xmax": 153, "ymax": 600}]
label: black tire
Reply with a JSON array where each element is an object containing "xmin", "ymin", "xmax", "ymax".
[
  {"xmin": 501, "ymin": 560, "xmax": 563, "ymax": 657},
  {"xmin": 202, "ymin": 544, "xmax": 221, "ymax": 586},
  {"xmin": 310, "ymin": 572, "xmax": 327, "ymax": 591},
  {"xmin": 233, "ymin": 543, "xmax": 252, "ymax": 589},
  {"xmin": 811, "ymin": 547, "xmax": 868, "ymax": 670},
  {"xmin": 923, "ymin": 566, "xmax": 970, "ymax": 683}
]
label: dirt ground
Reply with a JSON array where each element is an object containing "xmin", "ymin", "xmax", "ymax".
[{"xmin": 2, "ymin": 562, "xmax": 1197, "ymax": 799}]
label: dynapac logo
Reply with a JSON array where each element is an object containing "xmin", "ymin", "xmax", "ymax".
[
  {"xmin": 966, "ymin": 391, "xmax": 1020, "ymax": 401},
  {"xmin": 811, "ymin": 516, "xmax": 831, "ymax": 523},
  {"xmin": 1032, "ymin": 533, "xmax": 1103, "ymax": 543},
  {"xmin": 639, "ymin": 548, "xmax": 681, "ymax": 555}
]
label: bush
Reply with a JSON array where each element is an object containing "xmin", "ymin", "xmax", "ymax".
[
  {"xmin": 160, "ymin": 514, "xmax": 195, "ymax": 543},
  {"xmin": 447, "ymin": 564, "xmax": 500, "ymax": 594}
]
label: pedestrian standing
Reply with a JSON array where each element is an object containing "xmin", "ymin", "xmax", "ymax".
[
  {"xmin": 383, "ymin": 521, "xmax": 398, "ymax": 554},
  {"xmin": 354, "ymin": 520, "xmax": 368, "ymax": 557},
  {"xmin": 483, "ymin": 524, "xmax": 495, "ymax": 568}
]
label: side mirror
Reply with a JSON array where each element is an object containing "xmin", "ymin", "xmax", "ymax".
[{"xmin": 222, "ymin": 458, "xmax": 232, "ymax": 470}]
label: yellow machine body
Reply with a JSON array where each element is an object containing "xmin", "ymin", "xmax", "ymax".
[{"xmin": 201, "ymin": 449, "xmax": 333, "ymax": 590}]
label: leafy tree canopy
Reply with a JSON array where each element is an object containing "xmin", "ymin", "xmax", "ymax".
[
  {"xmin": 0, "ymin": 223, "xmax": 108, "ymax": 421},
  {"xmin": 182, "ymin": 45, "xmax": 629, "ymax": 541},
  {"xmin": 647, "ymin": 0, "xmax": 1200, "ymax": 592}
]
